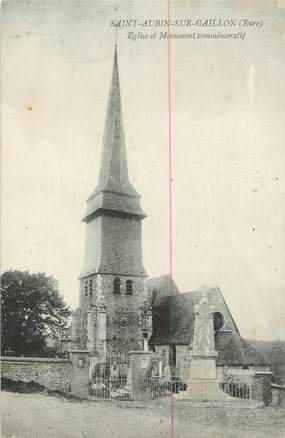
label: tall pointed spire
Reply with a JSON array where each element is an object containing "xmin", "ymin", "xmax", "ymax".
[
  {"xmin": 83, "ymin": 46, "xmax": 145, "ymax": 223},
  {"xmin": 96, "ymin": 44, "xmax": 133, "ymax": 194}
]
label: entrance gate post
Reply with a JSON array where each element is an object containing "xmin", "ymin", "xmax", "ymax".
[
  {"xmin": 130, "ymin": 351, "xmax": 152, "ymax": 401},
  {"xmin": 70, "ymin": 349, "xmax": 90, "ymax": 398}
]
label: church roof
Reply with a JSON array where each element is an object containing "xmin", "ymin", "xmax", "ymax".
[
  {"xmin": 83, "ymin": 46, "xmax": 145, "ymax": 223},
  {"xmin": 150, "ymin": 285, "xmax": 239, "ymax": 346},
  {"xmin": 215, "ymin": 331, "xmax": 269, "ymax": 366},
  {"xmin": 149, "ymin": 284, "xmax": 267, "ymax": 366},
  {"xmin": 146, "ymin": 274, "xmax": 180, "ymax": 307}
]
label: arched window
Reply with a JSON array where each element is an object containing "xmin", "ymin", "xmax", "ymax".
[
  {"xmin": 113, "ymin": 277, "xmax": 121, "ymax": 294},
  {"xmin": 126, "ymin": 280, "xmax": 133, "ymax": 295},
  {"xmin": 213, "ymin": 312, "xmax": 225, "ymax": 332}
]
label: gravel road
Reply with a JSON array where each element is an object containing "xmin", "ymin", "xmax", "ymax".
[{"xmin": 1, "ymin": 391, "xmax": 285, "ymax": 438}]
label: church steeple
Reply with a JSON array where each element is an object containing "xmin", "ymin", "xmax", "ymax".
[
  {"xmin": 97, "ymin": 45, "xmax": 132, "ymax": 193},
  {"xmin": 83, "ymin": 45, "xmax": 145, "ymax": 223},
  {"xmin": 79, "ymin": 46, "xmax": 147, "ymax": 354}
]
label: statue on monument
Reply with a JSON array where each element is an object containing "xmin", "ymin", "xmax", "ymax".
[
  {"xmin": 193, "ymin": 296, "xmax": 216, "ymax": 353},
  {"xmin": 196, "ymin": 323, "xmax": 211, "ymax": 350}
]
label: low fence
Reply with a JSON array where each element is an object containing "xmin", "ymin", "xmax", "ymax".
[
  {"xmin": 90, "ymin": 375, "xmax": 186, "ymax": 400},
  {"xmin": 147, "ymin": 376, "xmax": 186, "ymax": 400},
  {"xmin": 3, "ymin": 354, "xmax": 272, "ymax": 404},
  {"xmin": 219, "ymin": 381, "xmax": 251, "ymax": 399}
]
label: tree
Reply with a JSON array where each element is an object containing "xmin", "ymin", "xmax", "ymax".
[{"xmin": 1, "ymin": 270, "xmax": 71, "ymax": 356}]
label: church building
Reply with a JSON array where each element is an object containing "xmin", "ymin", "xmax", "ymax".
[{"xmin": 72, "ymin": 46, "xmax": 269, "ymax": 380}]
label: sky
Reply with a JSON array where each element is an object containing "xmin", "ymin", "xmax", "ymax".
[{"xmin": 2, "ymin": 0, "xmax": 285, "ymax": 341}]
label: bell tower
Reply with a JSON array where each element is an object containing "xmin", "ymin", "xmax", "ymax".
[{"xmin": 78, "ymin": 46, "xmax": 147, "ymax": 355}]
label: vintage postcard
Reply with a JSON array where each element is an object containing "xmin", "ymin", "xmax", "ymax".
[{"xmin": 1, "ymin": 1, "xmax": 285, "ymax": 437}]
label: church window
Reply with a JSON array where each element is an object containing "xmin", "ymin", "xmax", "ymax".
[
  {"xmin": 113, "ymin": 277, "xmax": 121, "ymax": 294},
  {"xmin": 126, "ymin": 280, "xmax": 133, "ymax": 295}
]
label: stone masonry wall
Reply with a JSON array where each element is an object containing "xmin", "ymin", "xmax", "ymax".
[
  {"xmin": 1, "ymin": 357, "xmax": 72, "ymax": 393},
  {"xmin": 78, "ymin": 273, "xmax": 147, "ymax": 354},
  {"xmin": 102, "ymin": 274, "xmax": 146, "ymax": 354}
]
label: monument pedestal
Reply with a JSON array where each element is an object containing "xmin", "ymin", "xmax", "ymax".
[
  {"xmin": 185, "ymin": 380, "xmax": 220, "ymax": 400},
  {"xmin": 178, "ymin": 351, "xmax": 223, "ymax": 400}
]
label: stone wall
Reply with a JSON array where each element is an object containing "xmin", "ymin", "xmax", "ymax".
[
  {"xmin": 79, "ymin": 273, "xmax": 146, "ymax": 354},
  {"xmin": 1, "ymin": 357, "xmax": 71, "ymax": 393},
  {"xmin": 102, "ymin": 274, "xmax": 145, "ymax": 353}
]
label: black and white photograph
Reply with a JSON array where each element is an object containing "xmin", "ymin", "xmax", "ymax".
[{"xmin": 1, "ymin": 1, "xmax": 285, "ymax": 437}]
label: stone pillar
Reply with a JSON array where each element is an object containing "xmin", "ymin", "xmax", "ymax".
[
  {"xmin": 71, "ymin": 308, "xmax": 82, "ymax": 349},
  {"xmin": 159, "ymin": 359, "xmax": 163, "ymax": 378},
  {"xmin": 140, "ymin": 300, "xmax": 152, "ymax": 351},
  {"xmin": 252, "ymin": 371, "xmax": 273, "ymax": 406},
  {"xmin": 87, "ymin": 307, "xmax": 96, "ymax": 354},
  {"xmin": 143, "ymin": 338, "xmax": 148, "ymax": 351},
  {"xmin": 70, "ymin": 350, "xmax": 90, "ymax": 399},
  {"xmin": 130, "ymin": 351, "xmax": 152, "ymax": 401},
  {"xmin": 96, "ymin": 303, "xmax": 107, "ymax": 358},
  {"xmin": 89, "ymin": 355, "xmax": 96, "ymax": 380}
]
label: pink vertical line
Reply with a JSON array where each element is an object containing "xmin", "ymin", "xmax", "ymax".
[
  {"xmin": 171, "ymin": 391, "xmax": 176, "ymax": 438},
  {"xmin": 167, "ymin": 2, "xmax": 175, "ymax": 438},
  {"xmin": 167, "ymin": 0, "xmax": 173, "ymax": 290}
]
